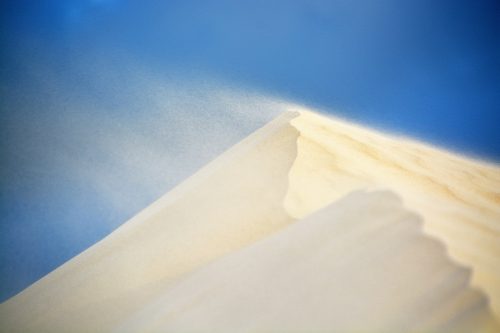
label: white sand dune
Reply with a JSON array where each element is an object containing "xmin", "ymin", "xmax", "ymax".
[
  {"xmin": 115, "ymin": 190, "xmax": 497, "ymax": 333},
  {"xmin": 1, "ymin": 110, "xmax": 499, "ymax": 332}
]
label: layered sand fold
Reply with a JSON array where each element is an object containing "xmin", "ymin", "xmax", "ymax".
[
  {"xmin": 116, "ymin": 190, "xmax": 498, "ymax": 333},
  {"xmin": 1, "ymin": 109, "xmax": 499, "ymax": 332},
  {"xmin": 285, "ymin": 110, "xmax": 500, "ymax": 318}
]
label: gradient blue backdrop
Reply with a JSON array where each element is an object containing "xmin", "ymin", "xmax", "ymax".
[{"xmin": 1, "ymin": 0, "xmax": 499, "ymax": 301}]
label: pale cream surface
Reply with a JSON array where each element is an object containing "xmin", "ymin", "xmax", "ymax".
[
  {"xmin": 116, "ymin": 191, "xmax": 498, "ymax": 333},
  {"xmin": 1, "ymin": 109, "xmax": 499, "ymax": 332},
  {"xmin": 285, "ymin": 110, "xmax": 500, "ymax": 318},
  {"xmin": 0, "ymin": 112, "xmax": 300, "ymax": 332}
]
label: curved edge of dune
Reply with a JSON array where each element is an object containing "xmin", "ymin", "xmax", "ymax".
[{"xmin": 0, "ymin": 111, "xmax": 302, "ymax": 333}]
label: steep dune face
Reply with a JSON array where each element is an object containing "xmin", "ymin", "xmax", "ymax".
[
  {"xmin": 116, "ymin": 191, "xmax": 498, "ymax": 333},
  {"xmin": 1, "ymin": 109, "xmax": 499, "ymax": 332},
  {"xmin": 0, "ymin": 112, "xmax": 300, "ymax": 332},
  {"xmin": 285, "ymin": 110, "xmax": 500, "ymax": 318}
]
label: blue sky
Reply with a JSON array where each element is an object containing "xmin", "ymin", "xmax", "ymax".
[{"xmin": 1, "ymin": 0, "xmax": 499, "ymax": 301}]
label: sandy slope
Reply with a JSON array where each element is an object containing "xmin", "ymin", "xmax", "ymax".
[
  {"xmin": 1, "ymin": 109, "xmax": 499, "ymax": 332},
  {"xmin": 116, "ymin": 191, "xmax": 498, "ymax": 333},
  {"xmin": 285, "ymin": 110, "xmax": 500, "ymax": 318},
  {"xmin": 0, "ymin": 111, "xmax": 300, "ymax": 332}
]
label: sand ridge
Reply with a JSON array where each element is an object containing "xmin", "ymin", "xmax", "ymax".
[{"xmin": 1, "ymin": 109, "xmax": 499, "ymax": 332}]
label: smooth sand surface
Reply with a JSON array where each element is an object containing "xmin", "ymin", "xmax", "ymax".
[
  {"xmin": 0, "ymin": 111, "xmax": 300, "ymax": 333},
  {"xmin": 1, "ymin": 109, "xmax": 499, "ymax": 332},
  {"xmin": 285, "ymin": 110, "xmax": 500, "ymax": 318},
  {"xmin": 116, "ymin": 191, "xmax": 498, "ymax": 333}
]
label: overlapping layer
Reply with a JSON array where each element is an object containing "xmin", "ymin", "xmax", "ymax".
[{"xmin": 115, "ymin": 190, "xmax": 498, "ymax": 333}]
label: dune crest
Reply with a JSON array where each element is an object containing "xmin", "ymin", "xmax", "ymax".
[
  {"xmin": 0, "ymin": 111, "xmax": 301, "ymax": 332},
  {"xmin": 1, "ymin": 109, "xmax": 499, "ymax": 332}
]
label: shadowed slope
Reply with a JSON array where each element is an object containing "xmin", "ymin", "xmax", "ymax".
[{"xmin": 0, "ymin": 112, "xmax": 300, "ymax": 332}]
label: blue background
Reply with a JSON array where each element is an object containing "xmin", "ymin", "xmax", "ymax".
[{"xmin": 1, "ymin": 0, "xmax": 499, "ymax": 301}]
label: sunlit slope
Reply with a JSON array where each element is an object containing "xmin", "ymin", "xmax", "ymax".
[
  {"xmin": 117, "ymin": 191, "xmax": 498, "ymax": 333},
  {"xmin": 285, "ymin": 110, "xmax": 500, "ymax": 317},
  {"xmin": 0, "ymin": 112, "xmax": 300, "ymax": 333},
  {"xmin": 0, "ymin": 109, "xmax": 499, "ymax": 333}
]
